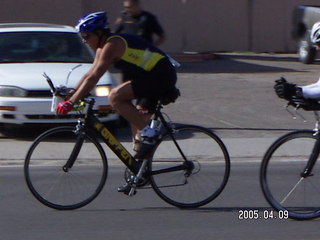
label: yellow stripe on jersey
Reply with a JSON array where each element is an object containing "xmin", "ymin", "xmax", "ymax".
[{"xmin": 108, "ymin": 35, "xmax": 164, "ymax": 71}]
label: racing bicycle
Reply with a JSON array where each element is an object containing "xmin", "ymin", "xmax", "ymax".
[
  {"xmin": 24, "ymin": 73, "xmax": 231, "ymax": 210},
  {"xmin": 260, "ymin": 97, "xmax": 320, "ymax": 220}
]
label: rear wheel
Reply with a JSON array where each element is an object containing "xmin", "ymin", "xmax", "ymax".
[{"xmin": 150, "ymin": 125, "xmax": 230, "ymax": 208}]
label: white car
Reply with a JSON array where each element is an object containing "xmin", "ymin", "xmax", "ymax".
[{"xmin": 0, "ymin": 23, "xmax": 118, "ymax": 127}]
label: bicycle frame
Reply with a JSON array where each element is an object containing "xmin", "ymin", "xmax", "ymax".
[
  {"xmin": 86, "ymin": 102, "xmax": 190, "ymax": 176},
  {"xmin": 74, "ymin": 99, "xmax": 194, "ymax": 179}
]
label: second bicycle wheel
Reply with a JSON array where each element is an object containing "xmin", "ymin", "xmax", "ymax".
[
  {"xmin": 260, "ymin": 130, "xmax": 320, "ymax": 220},
  {"xmin": 150, "ymin": 125, "xmax": 230, "ymax": 208},
  {"xmin": 24, "ymin": 127, "xmax": 108, "ymax": 210}
]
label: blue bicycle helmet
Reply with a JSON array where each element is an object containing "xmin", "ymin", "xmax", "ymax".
[{"xmin": 75, "ymin": 11, "xmax": 109, "ymax": 32}]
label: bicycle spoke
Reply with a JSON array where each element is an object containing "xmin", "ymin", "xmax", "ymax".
[{"xmin": 280, "ymin": 177, "xmax": 304, "ymax": 205}]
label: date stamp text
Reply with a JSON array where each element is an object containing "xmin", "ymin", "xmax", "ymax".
[{"xmin": 238, "ymin": 210, "xmax": 289, "ymax": 220}]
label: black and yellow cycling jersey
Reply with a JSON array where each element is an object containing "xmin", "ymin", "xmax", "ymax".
[{"xmin": 107, "ymin": 33, "xmax": 167, "ymax": 73}]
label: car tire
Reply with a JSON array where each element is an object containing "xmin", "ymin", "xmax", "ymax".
[{"xmin": 298, "ymin": 37, "xmax": 317, "ymax": 64}]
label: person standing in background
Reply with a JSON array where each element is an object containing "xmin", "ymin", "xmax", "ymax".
[{"xmin": 114, "ymin": 0, "xmax": 165, "ymax": 46}]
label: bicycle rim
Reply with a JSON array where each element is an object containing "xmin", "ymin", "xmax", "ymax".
[
  {"xmin": 260, "ymin": 130, "xmax": 320, "ymax": 220},
  {"xmin": 24, "ymin": 127, "xmax": 108, "ymax": 210},
  {"xmin": 150, "ymin": 125, "xmax": 230, "ymax": 208}
]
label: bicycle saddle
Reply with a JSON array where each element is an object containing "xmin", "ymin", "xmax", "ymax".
[{"xmin": 160, "ymin": 87, "xmax": 180, "ymax": 105}]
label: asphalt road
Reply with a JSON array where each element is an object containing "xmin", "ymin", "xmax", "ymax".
[
  {"xmin": 1, "ymin": 53, "xmax": 320, "ymax": 239},
  {"xmin": 1, "ymin": 164, "xmax": 320, "ymax": 240}
]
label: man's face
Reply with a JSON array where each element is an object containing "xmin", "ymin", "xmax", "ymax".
[
  {"xmin": 80, "ymin": 32, "xmax": 99, "ymax": 50},
  {"xmin": 123, "ymin": 0, "xmax": 140, "ymax": 16}
]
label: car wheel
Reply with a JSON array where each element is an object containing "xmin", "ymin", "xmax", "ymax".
[{"xmin": 298, "ymin": 38, "xmax": 316, "ymax": 64}]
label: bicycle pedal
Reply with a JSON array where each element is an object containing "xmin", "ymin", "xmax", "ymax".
[
  {"xmin": 128, "ymin": 187, "xmax": 137, "ymax": 196},
  {"xmin": 122, "ymin": 189, "xmax": 136, "ymax": 196},
  {"xmin": 118, "ymin": 183, "xmax": 137, "ymax": 196},
  {"xmin": 119, "ymin": 187, "xmax": 136, "ymax": 196}
]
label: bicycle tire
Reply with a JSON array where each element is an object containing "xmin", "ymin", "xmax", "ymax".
[
  {"xmin": 260, "ymin": 130, "xmax": 320, "ymax": 220},
  {"xmin": 149, "ymin": 124, "xmax": 230, "ymax": 208},
  {"xmin": 24, "ymin": 126, "xmax": 108, "ymax": 210}
]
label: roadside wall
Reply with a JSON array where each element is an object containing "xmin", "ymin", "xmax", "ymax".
[{"xmin": 1, "ymin": 0, "xmax": 320, "ymax": 53}]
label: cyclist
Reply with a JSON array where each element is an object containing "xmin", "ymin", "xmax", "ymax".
[
  {"xmin": 56, "ymin": 11, "xmax": 178, "ymax": 187},
  {"xmin": 275, "ymin": 22, "xmax": 320, "ymax": 100},
  {"xmin": 114, "ymin": 0, "xmax": 166, "ymax": 139}
]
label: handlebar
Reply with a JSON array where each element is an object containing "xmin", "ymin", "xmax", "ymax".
[
  {"xmin": 288, "ymin": 97, "xmax": 320, "ymax": 111},
  {"xmin": 43, "ymin": 72, "xmax": 116, "ymax": 115},
  {"xmin": 43, "ymin": 72, "xmax": 72, "ymax": 97},
  {"xmin": 43, "ymin": 72, "xmax": 56, "ymax": 93}
]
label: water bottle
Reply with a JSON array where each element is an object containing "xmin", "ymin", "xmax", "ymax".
[
  {"xmin": 50, "ymin": 84, "xmax": 67, "ymax": 113},
  {"xmin": 51, "ymin": 95, "xmax": 64, "ymax": 113}
]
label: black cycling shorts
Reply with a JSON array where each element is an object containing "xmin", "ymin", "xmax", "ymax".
[{"xmin": 130, "ymin": 58, "xmax": 177, "ymax": 110}]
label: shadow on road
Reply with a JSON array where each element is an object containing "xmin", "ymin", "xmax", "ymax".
[
  {"xmin": 176, "ymin": 53, "xmax": 303, "ymax": 74},
  {"xmin": 82, "ymin": 206, "xmax": 275, "ymax": 213}
]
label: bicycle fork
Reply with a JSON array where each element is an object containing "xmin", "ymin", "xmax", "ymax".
[
  {"xmin": 300, "ymin": 112, "xmax": 320, "ymax": 178},
  {"xmin": 63, "ymin": 131, "xmax": 85, "ymax": 172},
  {"xmin": 301, "ymin": 137, "xmax": 320, "ymax": 178}
]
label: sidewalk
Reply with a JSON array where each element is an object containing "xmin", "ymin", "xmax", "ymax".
[{"xmin": 0, "ymin": 135, "xmax": 278, "ymax": 165}]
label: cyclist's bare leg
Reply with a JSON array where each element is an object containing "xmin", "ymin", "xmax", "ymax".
[
  {"xmin": 109, "ymin": 81, "xmax": 149, "ymax": 131},
  {"xmin": 132, "ymin": 105, "xmax": 152, "ymax": 137},
  {"xmin": 118, "ymin": 76, "xmax": 152, "ymax": 140}
]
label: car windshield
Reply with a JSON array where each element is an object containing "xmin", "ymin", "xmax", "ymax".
[{"xmin": 0, "ymin": 32, "xmax": 94, "ymax": 63}]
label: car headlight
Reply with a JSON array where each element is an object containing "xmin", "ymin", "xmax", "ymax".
[
  {"xmin": 0, "ymin": 86, "xmax": 27, "ymax": 97},
  {"xmin": 94, "ymin": 85, "xmax": 112, "ymax": 97}
]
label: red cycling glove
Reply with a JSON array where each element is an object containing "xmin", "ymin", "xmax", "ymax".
[{"xmin": 56, "ymin": 100, "xmax": 74, "ymax": 115}]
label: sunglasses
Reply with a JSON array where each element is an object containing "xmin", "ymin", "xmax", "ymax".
[{"xmin": 80, "ymin": 33, "xmax": 91, "ymax": 40}]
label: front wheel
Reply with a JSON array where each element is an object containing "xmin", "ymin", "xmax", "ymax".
[
  {"xmin": 24, "ymin": 127, "xmax": 108, "ymax": 210},
  {"xmin": 260, "ymin": 130, "xmax": 320, "ymax": 220},
  {"xmin": 150, "ymin": 125, "xmax": 230, "ymax": 208}
]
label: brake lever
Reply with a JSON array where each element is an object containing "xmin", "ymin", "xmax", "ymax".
[{"xmin": 285, "ymin": 103, "xmax": 307, "ymax": 122}]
